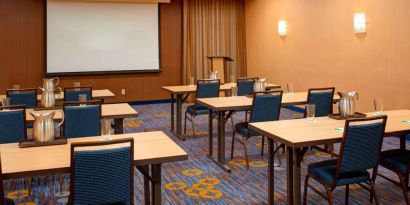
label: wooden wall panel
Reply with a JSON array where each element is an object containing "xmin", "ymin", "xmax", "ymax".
[
  {"xmin": 245, "ymin": 0, "xmax": 410, "ymax": 112},
  {"xmin": 0, "ymin": 0, "xmax": 182, "ymax": 103}
]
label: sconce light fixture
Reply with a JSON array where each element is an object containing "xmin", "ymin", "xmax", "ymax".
[
  {"xmin": 278, "ymin": 20, "xmax": 287, "ymax": 37},
  {"xmin": 354, "ymin": 13, "xmax": 366, "ymax": 33}
]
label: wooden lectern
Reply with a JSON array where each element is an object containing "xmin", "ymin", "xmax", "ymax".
[{"xmin": 207, "ymin": 56, "xmax": 233, "ymax": 83}]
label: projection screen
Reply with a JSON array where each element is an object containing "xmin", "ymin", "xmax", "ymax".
[{"xmin": 46, "ymin": 1, "xmax": 160, "ymax": 75}]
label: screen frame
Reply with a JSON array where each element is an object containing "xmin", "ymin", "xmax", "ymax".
[{"xmin": 44, "ymin": 1, "xmax": 162, "ymax": 76}]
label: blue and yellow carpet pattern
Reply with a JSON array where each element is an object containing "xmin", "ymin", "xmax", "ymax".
[{"xmin": 3, "ymin": 103, "xmax": 409, "ymax": 204}]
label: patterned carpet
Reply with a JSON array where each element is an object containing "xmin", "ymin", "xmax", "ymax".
[{"xmin": 4, "ymin": 102, "xmax": 409, "ymax": 204}]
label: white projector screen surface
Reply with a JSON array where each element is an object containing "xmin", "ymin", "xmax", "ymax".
[{"xmin": 46, "ymin": 2, "xmax": 160, "ymax": 74}]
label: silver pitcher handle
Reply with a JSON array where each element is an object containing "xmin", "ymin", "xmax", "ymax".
[
  {"xmin": 53, "ymin": 77, "xmax": 60, "ymax": 87},
  {"xmin": 56, "ymin": 110, "xmax": 64, "ymax": 129},
  {"xmin": 55, "ymin": 87, "xmax": 63, "ymax": 100}
]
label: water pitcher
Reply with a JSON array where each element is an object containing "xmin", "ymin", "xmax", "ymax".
[
  {"xmin": 254, "ymin": 78, "xmax": 267, "ymax": 92},
  {"xmin": 39, "ymin": 87, "xmax": 62, "ymax": 108},
  {"xmin": 42, "ymin": 77, "xmax": 59, "ymax": 91},
  {"xmin": 209, "ymin": 71, "xmax": 218, "ymax": 80},
  {"xmin": 30, "ymin": 110, "xmax": 64, "ymax": 143},
  {"xmin": 338, "ymin": 91, "xmax": 359, "ymax": 118}
]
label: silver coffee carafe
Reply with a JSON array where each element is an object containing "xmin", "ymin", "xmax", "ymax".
[
  {"xmin": 254, "ymin": 78, "xmax": 267, "ymax": 92},
  {"xmin": 39, "ymin": 77, "xmax": 62, "ymax": 108},
  {"xmin": 338, "ymin": 91, "xmax": 359, "ymax": 118},
  {"xmin": 42, "ymin": 77, "xmax": 59, "ymax": 91},
  {"xmin": 30, "ymin": 110, "xmax": 64, "ymax": 143}
]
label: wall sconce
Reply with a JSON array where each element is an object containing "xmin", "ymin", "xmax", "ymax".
[
  {"xmin": 353, "ymin": 13, "xmax": 366, "ymax": 34},
  {"xmin": 278, "ymin": 20, "xmax": 287, "ymax": 37}
]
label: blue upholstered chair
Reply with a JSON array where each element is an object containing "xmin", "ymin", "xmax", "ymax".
[
  {"xmin": 378, "ymin": 149, "xmax": 410, "ymax": 204},
  {"xmin": 0, "ymin": 155, "xmax": 16, "ymax": 205},
  {"xmin": 184, "ymin": 79, "xmax": 220, "ymax": 138},
  {"xmin": 236, "ymin": 77, "xmax": 258, "ymax": 122},
  {"xmin": 70, "ymin": 138, "xmax": 134, "ymax": 205},
  {"xmin": 6, "ymin": 88, "xmax": 37, "ymax": 108},
  {"xmin": 63, "ymin": 101, "xmax": 101, "ymax": 138},
  {"xmin": 0, "ymin": 106, "xmax": 27, "ymax": 144},
  {"xmin": 230, "ymin": 91, "xmax": 283, "ymax": 169},
  {"xmin": 64, "ymin": 86, "xmax": 92, "ymax": 102},
  {"xmin": 305, "ymin": 87, "xmax": 336, "ymax": 157},
  {"xmin": 237, "ymin": 77, "xmax": 258, "ymax": 96},
  {"xmin": 303, "ymin": 116, "xmax": 387, "ymax": 205}
]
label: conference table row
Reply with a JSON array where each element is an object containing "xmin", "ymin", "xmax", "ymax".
[
  {"xmin": 0, "ymin": 89, "xmax": 116, "ymax": 103},
  {"xmin": 0, "ymin": 131, "xmax": 188, "ymax": 205},
  {"xmin": 196, "ymin": 93, "xmax": 339, "ymax": 173},
  {"xmin": 249, "ymin": 109, "xmax": 410, "ymax": 205},
  {"xmin": 162, "ymin": 83, "xmax": 282, "ymax": 139}
]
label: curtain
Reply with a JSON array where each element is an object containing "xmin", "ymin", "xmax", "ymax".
[{"xmin": 182, "ymin": 0, "xmax": 247, "ymax": 84}]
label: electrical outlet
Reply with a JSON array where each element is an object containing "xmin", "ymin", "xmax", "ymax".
[{"xmin": 121, "ymin": 89, "xmax": 126, "ymax": 95}]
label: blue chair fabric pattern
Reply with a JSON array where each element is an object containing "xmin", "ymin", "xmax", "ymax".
[
  {"xmin": 64, "ymin": 105, "xmax": 101, "ymax": 138},
  {"xmin": 0, "ymin": 110, "xmax": 25, "ymax": 144},
  {"xmin": 307, "ymin": 91, "xmax": 334, "ymax": 117},
  {"xmin": 64, "ymin": 90, "xmax": 92, "ymax": 102},
  {"xmin": 8, "ymin": 92, "xmax": 37, "ymax": 108},
  {"xmin": 191, "ymin": 81, "xmax": 219, "ymax": 115},
  {"xmin": 237, "ymin": 81, "xmax": 255, "ymax": 96},
  {"xmin": 73, "ymin": 147, "xmax": 131, "ymax": 205}
]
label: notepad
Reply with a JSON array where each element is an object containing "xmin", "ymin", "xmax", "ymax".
[
  {"xmin": 335, "ymin": 128, "xmax": 344, "ymax": 132},
  {"xmin": 401, "ymin": 120, "xmax": 410, "ymax": 124}
]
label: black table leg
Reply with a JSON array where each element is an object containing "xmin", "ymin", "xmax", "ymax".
[
  {"xmin": 208, "ymin": 109, "xmax": 213, "ymax": 156},
  {"xmin": 151, "ymin": 164, "xmax": 162, "ymax": 205},
  {"xmin": 268, "ymin": 138, "xmax": 275, "ymax": 205},
  {"xmin": 286, "ymin": 146, "xmax": 294, "ymax": 205},
  {"xmin": 113, "ymin": 118, "xmax": 124, "ymax": 134},
  {"xmin": 293, "ymin": 148, "xmax": 302, "ymax": 205},
  {"xmin": 170, "ymin": 94, "xmax": 175, "ymax": 132},
  {"xmin": 176, "ymin": 94, "xmax": 183, "ymax": 139}
]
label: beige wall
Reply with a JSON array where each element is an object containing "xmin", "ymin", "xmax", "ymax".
[{"xmin": 245, "ymin": 0, "xmax": 410, "ymax": 111}]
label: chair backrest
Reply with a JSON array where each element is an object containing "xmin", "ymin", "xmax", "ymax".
[
  {"xmin": 305, "ymin": 87, "xmax": 335, "ymax": 117},
  {"xmin": 334, "ymin": 116, "xmax": 387, "ymax": 185},
  {"xmin": 0, "ymin": 106, "xmax": 27, "ymax": 143},
  {"xmin": 6, "ymin": 88, "xmax": 37, "ymax": 108},
  {"xmin": 237, "ymin": 77, "xmax": 258, "ymax": 96},
  {"xmin": 195, "ymin": 79, "xmax": 220, "ymax": 99},
  {"xmin": 70, "ymin": 138, "xmax": 134, "ymax": 205},
  {"xmin": 63, "ymin": 101, "xmax": 101, "ymax": 138},
  {"xmin": 250, "ymin": 91, "xmax": 283, "ymax": 123},
  {"xmin": 64, "ymin": 86, "xmax": 93, "ymax": 102}
]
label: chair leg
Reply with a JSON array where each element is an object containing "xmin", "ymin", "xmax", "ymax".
[
  {"xmin": 369, "ymin": 179, "xmax": 380, "ymax": 205},
  {"xmin": 231, "ymin": 131, "xmax": 236, "ymax": 160},
  {"xmin": 261, "ymin": 135, "xmax": 265, "ymax": 156},
  {"xmin": 230, "ymin": 117, "xmax": 235, "ymax": 132},
  {"xmin": 191, "ymin": 115, "xmax": 196, "ymax": 137},
  {"xmin": 303, "ymin": 175, "xmax": 310, "ymax": 205},
  {"xmin": 399, "ymin": 174, "xmax": 410, "ymax": 205},
  {"xmin": 243, "ymin": 137, "xmax": 250, "ymax": 169},
  {"xmin": 345, "ymin": 184, "xmax": 349, "ymax": 205},
  {"xmin": 326, "ymin": 188, "xmax": 334, "ymax": 205},
  {"xmin": 245, "ymin": 111, "xmax": 248, "ymax": 122}
]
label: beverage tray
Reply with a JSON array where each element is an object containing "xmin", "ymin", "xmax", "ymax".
[
  {"xmin": 19, "ymin": 138, "xmax": 67, "ymax": 148},
  {"xmin": 328, "ymin": 112, "xmax": 367, "ymax": 120}
]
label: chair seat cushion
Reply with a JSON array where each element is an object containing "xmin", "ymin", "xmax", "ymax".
[
  {"xmin": 308, "ymin": 159, "xmax": 370, "ymax": 186},
  {"xmin": 380, "ymin": 149, "xmax": 410, "ymax": 175},
  {"xmin": 187, "ymin": 105, "xmax": 209, "ymax": 115},
  {"xmin": 235, "ymin": 122, "xmax": 260, "ymax": 137}
]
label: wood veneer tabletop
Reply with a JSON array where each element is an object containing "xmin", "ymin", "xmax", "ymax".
[
  {"xmin": 25, "ymin": 103, "xmax": 138, "ymax": 121},
  {"xmin": 249, "ymin": 109, "xmax": 410, "ymax": 148},
  {"xmin": 0, "ymin": 89, "xmax": 116, "ymax": 101},
  {"xmin": 0, "ymin": 131, "xmax": 188, "ymax": 178},
  {"xmin": 161, "ymin": 83, "xmax": 281, "ymax": 94}
]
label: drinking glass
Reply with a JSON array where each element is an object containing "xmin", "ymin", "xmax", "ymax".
[
  {"xmin": 101, "ymin": 119, "xmax": 112, "ymax": 136},
  {"xmin": 306, "ymin": 104, "xmax": 316, "ymax": 121},
  {"xmin": 79, "ymin": 94, "xmax": 87, "ymax": 106},
  {"xmin": 230, "ymin": 74, "xmax": 236, "ymax": 83},
  {"xmin": 74, "ymin": 82, "xmax": 81, "ymax": 91},
  {"xmin": 287, "ymin": 83, "xmax": 294, "ymax": 93},
  {"xmin": 231, "ymin": 86, "xmax": 238, "ymax": 97},
  {"xmin": 13, "ymin": 84, "xmax": 20, "ymax": 89},
  {"xmin": 189, "ymin": 76, "xmax": 195, "ymax": 86},
  {"xmin": 1, "ymin": 98, "xmax": 10, "ymax": 107},
  {"xmin": 374, "ymin": 99, "xmax": 383, "ymax": 116}
]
